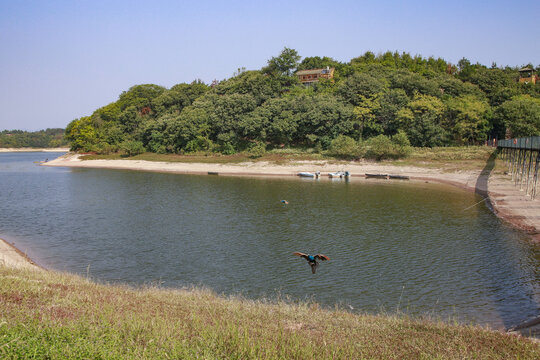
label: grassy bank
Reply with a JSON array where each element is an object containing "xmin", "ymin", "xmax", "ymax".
[
  {"xmin": 80, "ymin": 146, "xmax": 498, "ymax": 168},
  {"xmin": 1, "ymin": 266, "xmax": 538, "ymax": 359}
]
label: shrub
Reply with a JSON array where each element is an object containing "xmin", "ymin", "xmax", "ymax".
[
  {"xmin": 327, "ymin": 135, "xmax": 362, "ymax": 159},
  {"xmin": 248, "ymin": 142, "xmax": 266, "ymax": 158},
  {"xmin": 184, "ymin": 136, "xmax": 215, "ymax": 153},
  {"xmin": 119, "ymin": 140, "xmax": 145, "ymax": 157},
  {"xmin": 220, "ymin": 142, "xmax": 237, "ymax": 155},
  {"xmin": 364, "ymin": 135, "xmax": 395, "ymax": 160},
  {"xmin": 94, "ymin": 142, "xmax": 118, "ymax": 155},
  {"xmin": 391, "ymin": 130, "xmax": 412, "ymax": 157}
]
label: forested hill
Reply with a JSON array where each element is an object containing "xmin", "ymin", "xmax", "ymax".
[
  {"xmin": 65, "ymin": 48, "xmax": 540, "ymax": 156},
  {"xmin": 0, "ymin": 128, "xmax": 69, "ymax": 148}
]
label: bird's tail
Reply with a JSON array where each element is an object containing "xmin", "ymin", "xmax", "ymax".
[{"xmin": 311, "ymin": 264, "xmax": 317, "ymax": 274}]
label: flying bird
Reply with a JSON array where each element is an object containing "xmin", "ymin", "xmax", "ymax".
[
  {"xmin": 293, "ymin": 252, "xmax": 330, "ymax": 274},
  {"xmin": 280, "ymin": 200, "xmax": 289, "ymax": 205}
]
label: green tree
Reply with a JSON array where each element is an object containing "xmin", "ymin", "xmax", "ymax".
[
  {"xmin": 390, "ymin": 70, "xmax": 440, "ymax": 98},
  {"xmin": 214, "ymin": 71, "xmax": 281, "ymax": 105},
  {"xmin": 397, "ymin": 94, "xmax": 448, "ymax": 147},
  {"xmin": 65, "ymin": 117, "xmax": 98, "ymax": 151},
  {"xmin": 118, "ymin": 84, "xmax": 166, "ymax": 111},
  {"xmin": 353, "ymin": 95, "xmax": 382, "ymax": 138},
  {"xmin": 445, "ymin": 95, "xmax": 490, "ymax": 144},
  {"xmin": 262, "ymin": 47, "xmax": 301, "ymax": 76},
  {"xmin": 338, "ymin": 73, "xmax": 386, "ymax": 106},
  {"xmin": 494, "ymin": 95, "xmax": 540, "ymax": 137},
  {"xmin": 153, "ymin": 81, "xmax": 208, "ymax": 116},
  {"xmin": 376, "ymin": 88, "xmax": 409, "ymax": 135}
]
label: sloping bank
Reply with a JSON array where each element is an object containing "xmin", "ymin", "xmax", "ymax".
[{"xmin": 1, "ymin": 262, "xmax": 539, "ymax": 358}]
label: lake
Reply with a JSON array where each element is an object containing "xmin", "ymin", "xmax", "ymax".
[{"xmin": 1, "ymin": 152, "xmax": 539, "ymax": 330}]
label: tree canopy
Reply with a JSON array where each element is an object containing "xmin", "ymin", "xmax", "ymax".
[{"xmin": 63, "ymin": 48, "xmax": 539, "ymax": 155}]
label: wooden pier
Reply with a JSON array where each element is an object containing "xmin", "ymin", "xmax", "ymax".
[{"xmin": 497, "ymin": 136, "xmax": 540, "ymax": 199}]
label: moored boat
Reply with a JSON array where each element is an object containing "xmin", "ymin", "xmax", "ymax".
[
  {"xmin": 365, "ymin": 173, "xmax": 388, "ymax": 179},
  {"xmin": 298, "ymin": 171, "xmax": 320, "ymax": 178},
  {"xmin": 328, "ymin": 171, "xmax": 350, "ymax": 178},
  {"xmin": 389, "ymin": 174, "xmax": 409, "ymax": 180}
]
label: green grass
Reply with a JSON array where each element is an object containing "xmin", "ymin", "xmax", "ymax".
[{"xmin": 1, "ymin": 266, "xmax": 538, "ymax": 359}]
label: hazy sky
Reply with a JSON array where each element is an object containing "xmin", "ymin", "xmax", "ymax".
[{"xmin": 1, "ymin": 0, "xmax": 538, "ymax": 131}]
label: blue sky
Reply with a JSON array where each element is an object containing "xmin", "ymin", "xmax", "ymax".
[{"xmin": 1, "ymin": 0, "xmax": 538, "ymax": 131}]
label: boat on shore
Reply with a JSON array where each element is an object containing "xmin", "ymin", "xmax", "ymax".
[
  {"xmin": 365, "ymin": 173, "xmax": 409, "ymax": 180},
  {"xmin": 298, "ymin": 171, "xmax": 320, "ymax": 178},
  {"xmin": 389, "ymin": 175, "xmax": 409, "ymax": 180},
  {"xmin": 328, "ymin": 171, "xmax": 350, "ymax": 178},
  {"xmin": 365, "ymin": 173, "xmax": 388, "ymax": 179}
]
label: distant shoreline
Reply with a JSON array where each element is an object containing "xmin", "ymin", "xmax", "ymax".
[{"xmin": 0, "ymin": 147, "xmax": 69, "ymax": 152}]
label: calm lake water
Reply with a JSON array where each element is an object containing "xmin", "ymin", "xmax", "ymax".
[{"xmin": 1, "ymin": 152, "xmax": 539, "ymax": 329}]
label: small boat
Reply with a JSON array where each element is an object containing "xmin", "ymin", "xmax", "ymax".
[
  {"xmin": 365, "ymin": 173, "xmax": 388, "ymax": 179},
  {"xmin": 328, "ymin": 171, "xmax": 350, "ymax": 178},
  {"xmin": 298, "ymin": 171, "xmax": 320, "ymax": 178},
  {"xmin": 389, "ymin": 175, "xmax": 409, "ymax": 180}
]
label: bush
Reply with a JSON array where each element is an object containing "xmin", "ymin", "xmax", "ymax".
[
  {"xmin": 391, "ymin": 130, "xmax": 412, "ymax": 157},
  {"xmin": 94, "ymin": 142, "xmax": 118, "ymax": 155},
  {"xmin": 364, "ymin": 135, "xmax": 395, "ymax": 160},
  {"xmin": 119, "ymin": 140, "xmax": 145, "ymax": 157},
  {"xmin": 220, "ymin": 142, "xmax": 237, "ymax": 155},
  {"xmin": 248, "ymin": 142, "xmax": 266, "ymax": 158},
  {"xmin": 364, "ymin": 133, "xmax": 412, "ymax": 160},
  {"xmin": 184, "ymin": 136, "xmax": 215, "ymax": 153},
  {"xmin": 327, "ymin": 135, "xmax": 362, "ymax": 159}
]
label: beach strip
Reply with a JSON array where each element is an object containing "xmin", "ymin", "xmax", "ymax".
[{"xmin": 0, "ymin": 238, "xmax": 41, "ymax": 270}]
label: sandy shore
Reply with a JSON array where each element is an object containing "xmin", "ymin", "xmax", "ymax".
[
  {"xmin": 2, "ymin": 152, "xmax": 539, "ymax": 270},
  {"xmin": 0, "ymin": 147, "xmax": 69, "ymax": 152},
  {"xmin": 44, "ymin": 153, "xmax": 483, "ymax": 184},
  {"xmin": 0, "ymin": 238, "xmax": 41, "ymax": 270}
]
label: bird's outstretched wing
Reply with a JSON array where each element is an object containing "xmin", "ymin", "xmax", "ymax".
[
  {"xmin": 293, "ymin": 251, "xmax": 309, "ymax": 260},
  {"xmin": 314, "ymin": 254, "xmax": 330, "ymax": 261}
]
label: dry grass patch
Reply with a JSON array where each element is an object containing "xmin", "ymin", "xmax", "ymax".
[
  {"xmin": 80, "ymin": 147, "xmax": 503, "ymax": 175},
  {"xmin": 1, "ymin": 265, "xmax": 539, "ymax": 359}
]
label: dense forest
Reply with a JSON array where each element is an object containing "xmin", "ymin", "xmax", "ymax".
[
  {"xmin": 0, "ymin": 128, "xmax": 69, "ymax": 148},
  {"xmin": 65, "ymin": 49, "xmax": 540, "ymax": 158}
]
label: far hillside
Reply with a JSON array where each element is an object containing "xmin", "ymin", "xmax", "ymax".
[
  {"xmin": 64, "ymin": 49, "xmax": 540, "ymax": 158},
  {"xmin": 0, "ymin": 128, "xmax": 69, "ymax": 148}
]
